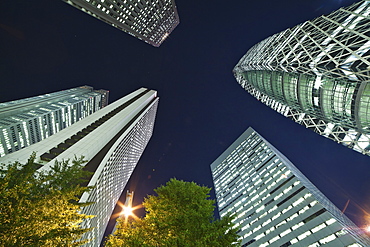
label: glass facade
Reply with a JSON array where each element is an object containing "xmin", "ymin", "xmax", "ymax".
[
  {"xmin": 234, "ymin": 0, "xmax": 370, "ymax": 155},
  {"xmin": 0, "ymin": 86, "xmax": 109, "ymax": 157},
  {"xmin": 210, "ymin": 127, "xmax": 370, "ymax": 247},
  {"xmin": 63, "ymin": 0, "xmax": 180, "ymax": 47}
]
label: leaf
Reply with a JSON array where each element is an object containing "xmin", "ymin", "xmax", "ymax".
[
  {"xmin": 0, "ymin": 153, "xmax": 94, "ymax": 246},
  {"xmin": 106, "ymin": 178, "xmax": 240, "ymax": 247}
]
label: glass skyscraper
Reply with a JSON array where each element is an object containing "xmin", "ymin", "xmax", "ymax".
[
  {"xmin": 234, "ymin": 0, "xmax": 370, "ymax": 155},
  {"xmin": 211, "ymin": 127, "xmax": 370, "ymax": 247},
  {"xmin": 0, "ymin": 86, "xmax": 109, "ymax": 157},
  {"xmin": 63, "ymin": 0, "xmax": 180, "ymax": 47},
  {"xmin": 0, "ymin": 88, "xmax": 158, "ymax": 246}
]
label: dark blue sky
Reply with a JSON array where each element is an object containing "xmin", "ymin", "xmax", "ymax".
[{"xmin": 1, "ymin": 0, "xmax": 369, "ymax": 240}]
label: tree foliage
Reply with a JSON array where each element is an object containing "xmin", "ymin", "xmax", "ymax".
[
  {"xmin": 106, "ymin": 178, "xmax": 240, "ymax": 247},
  {"xmin": 0, "ymin": 153, "xmax": 94, "ymax": 246}
]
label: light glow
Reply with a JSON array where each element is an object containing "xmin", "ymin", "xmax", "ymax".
[
  {"xmin": 112, "ymin": 200, "xmax": 142, "ymax": 224},
  {"xmin": 122, "ymin": 206, "xmax": 133, "ymax": 218}
]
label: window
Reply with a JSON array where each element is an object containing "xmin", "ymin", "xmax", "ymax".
[
  {"xmin": 319, "ymin": 234, "xmax": 336, "ymax": 244},
  {"xmin": 298, "ymin": 230, "xmax": 311, "ymax": 240}
]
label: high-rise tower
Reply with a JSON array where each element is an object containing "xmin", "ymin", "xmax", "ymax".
[
  {"xmin": 211, "ymin": 127, "xmax": 370, "ymax": 247},
  {"xmin": 0, "ymin": 88, "xmax": 158, "ymax": 246},
  {"xmin": 0, "ymin": 86, "xmax": 109, "ymax": 157},
  {"xmin": 63, "ymin": 0, "xmax": 180, "ymax": 47},
  {"xmin": 234, "ymin": 0, "xmax": 370, "ymax": 155}
]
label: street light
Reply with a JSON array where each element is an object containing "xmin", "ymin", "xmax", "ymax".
[
  {"xmin": 121, "ymin": 191, "xmax": 134, "ymax": 217},
  {"xmin": 122, "ymin": 205, "xmax": 134, "ymax": 218},
  {"xmin": 119, "ymin": 191, "xmax": 139, "ymax": 223}
]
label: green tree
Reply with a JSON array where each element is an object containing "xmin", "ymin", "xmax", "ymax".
[
  {"xmin": 0, "ymin": 153, "xmax": 94, "ymax": 247},
  {"xmin": 106, "ymin": 178, "xmax": 240, "ymax": 247}
]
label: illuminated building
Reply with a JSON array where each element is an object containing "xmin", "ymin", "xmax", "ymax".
[
  {"xmin": 233, "ymin": 0, "xmax": 370, "ymax": 155},
  {"xmin": 63, "ymin": 0, "xmax": 180, "ymax": 47},
  {"xmin": 0, "ymin": 86, "xmax": 109, "ymax": 157},
  {"xmin": 211, "ymin": 127, "xmax": 370, "ymax": 247},
  {"xmin": 0, "ymin": 88, "xmax": 158, "ymax": 246}
]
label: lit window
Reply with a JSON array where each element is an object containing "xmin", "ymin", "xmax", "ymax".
[
  {"xmin": 288, "ymin": 213, "xmax": 298, "ymax": 221},
  {"xmin": 255, "ymin": 233, "xmax": 265, "ymax": 240},
  {"xmin": 308, "ymin": 242, "xmax": 320, "ymax": 247},
  {"xmin": 272, "ymin": 212, "xmax": 281, "ymax": 220},
  {"xmin": 269, "ymin": 235, "xmax": 280, "ymax": 243},
  {"xmin": 319, "ymin": 234, "xmax": 336, "ymax": 244},
  {"xmin": 347, "ymin": 244, "xmax": 362, "ymax": 247},
  {"xmin": 326, "ymin": 218, "xmax": 336, "ymax": 225},
  {"xmin": 282, "ymin": 205, "xmax": 292, "ymax": 214},
  {"xmin": 293, "ymin": 197, "xmax": 304, "ymax": 207},
  {"xmin": 311, "ymin": 223, "xmax": 326, "ymax": 233},
  {"xmin": 276, "ymin": 220, "xmax": 286, "ymax": 228},
  {"xmin": 280, "ymin": 228, "xmax": 291, "ymax": 237},
  {"xmin": 298, "ymin": 230, "xmax": 311, "ymax": 240},
  {"xmin": 292, "ymin": 222, "xmax": 304, "ymax": 230},
  {"xmin": 291, "ymin": 238, "xmax": 298, "ymax": 244},
  {"xmin": 335, "ymin": 230, "xmax": 347, "ymax": 237},
  {"xmin": 262, "ymin": 219, "xmax": 271, "ymax": 226}
]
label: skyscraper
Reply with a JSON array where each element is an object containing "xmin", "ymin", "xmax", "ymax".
[
  {"xmin": 0, "ymin": 86, "xmax": 109, "ymax": 157},
  {"xmin": 0, "ymin": 88, "xmax": 159, "ymax": 246},
  {"xmin": 233, "ymin": 0, "xmax": 370, "ymax": 155},
  {"xmin": 211, "ymin": 127, "xmax": 370, "ymax": 247},
  {"xmin": 63, "ymin": 0, "xmax": 180, "ymax": 47}
]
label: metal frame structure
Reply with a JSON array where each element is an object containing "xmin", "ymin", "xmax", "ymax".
[{"xmin": 234, "ymin": 0, "xmax": 370, "ymax": 155}]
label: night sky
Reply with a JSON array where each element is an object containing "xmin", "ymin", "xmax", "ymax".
[{"xmin": 1, "ymin": 0, "xmax": 369, "ymax": 242}]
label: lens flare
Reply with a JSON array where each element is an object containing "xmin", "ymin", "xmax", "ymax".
[
  {"xmin": 112, "ymin": 200, "xmax": 142, "ymax": 224},
  {"xmin": 122, "ymin": 206, "xmax": 134, "ymax": 217}
]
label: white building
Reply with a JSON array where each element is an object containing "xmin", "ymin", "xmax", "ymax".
[
  {"xmin": 211, "ymin": 127, "xmax": 370, "ymax": 247},
  {"xmin": 0, "ymin": 85, "xmax": 108, "ymax": 157},
  {"xmin": 63, "ymin": 0, "xmax": 180, "ymax": 47},
  {"xmin": 0, "ymin": 88, "xmax": 158, "ymax": 246}
]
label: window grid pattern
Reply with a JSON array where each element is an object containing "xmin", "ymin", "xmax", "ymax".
[
  {"xmin": 233, "ymin": 0, "xmax": 370, "ymax": 156},
  {"xmin": 211, "ymin": 128, "xmax": 370, "ymax": 247},
  {"xmin": 79, "ymin": 99, "xmax": 158, "ymax": 246},
  {"xmin": 64, "ymin": 0, "xmax": 180, "ymax": 47},
  {"xmin": 0, "ymin": 86, "xmax": 108, "ymax": 157}
]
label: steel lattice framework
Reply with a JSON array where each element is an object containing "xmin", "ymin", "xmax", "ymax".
[{"xmin": 234, "ymin": 0, "xmax": 370, "ymax": 156}]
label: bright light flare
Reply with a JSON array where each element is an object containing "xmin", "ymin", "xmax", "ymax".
[
  {"xmin": 112, "ymin": 200, "xmax": 142, "ymax": 224},
  {"xmin": 365, "ymin": 225, "xmax": 370, "ymax": 233},
  {"xmin": 122, "ymin": 206, "xmax": 133, "ymax": 218}
]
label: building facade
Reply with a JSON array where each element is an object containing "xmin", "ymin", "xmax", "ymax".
[
  {"xmin": 211, "ymin": 127, "xmax": 370, "ymax": 247},
  {"xmin": 0, "ymin": 88, "xmax": 158, "ymax": 246},
  {"xmin": 0, "ymin": 86, "xmax": 109, "ymax": 157},
  {"xmin": 233, "ymin": 0, "xmax": 370, "ymax": 155},
  {"xmin": 63, "ymin": 0, "xmax": 180, "ymax": 47}
]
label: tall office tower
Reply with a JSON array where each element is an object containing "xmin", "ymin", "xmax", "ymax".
[
  {"xmin": 0, "ymin": 86, "xmax": 109, "ymax": 157},
  {"xmin": 211, "ymin": 127, "xmax": 370, "ymax": 247},
  {"xmin": 233, "ymin": 0, "xmax": 370, "ymax": 155},
  {"xmin": 63, "ymin": 0, "xmax": 180, "ymax": 47},
  {"xmin": 0, "ymin": 88, "xmax": 158, "ymax": 246}
]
